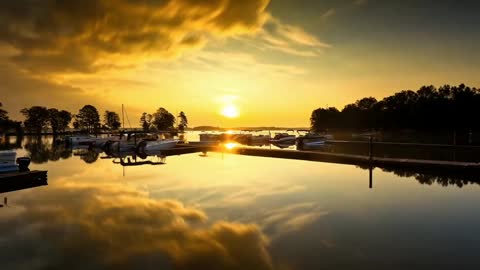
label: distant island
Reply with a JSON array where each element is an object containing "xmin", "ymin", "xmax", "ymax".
[{"xmin": 190, "ymin": 126, "xmax": 309, "ymax": 131}]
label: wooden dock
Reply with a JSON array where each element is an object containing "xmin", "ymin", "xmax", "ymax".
[
  {"xmin": 0, "ymin": 170, "xmax": 48, "ymax": 193},
  {"xmin": 222, "ymin": 147, "xmax": 480, "ymax": 174},
  {"xmin": 160, "ymin": 145, "xmax": 216, "ymax": 156},
  {"xmin": 115, "ymin": 143, "xmax": 480, "ymax": 174},
  {"xmin": 325, "ymin": 140, "xmax": 480, "ymax": 150}
]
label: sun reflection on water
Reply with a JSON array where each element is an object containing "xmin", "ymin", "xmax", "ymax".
[{"xmin": 224, "ymin": 142, "xmax": 238, "ymax": 150}]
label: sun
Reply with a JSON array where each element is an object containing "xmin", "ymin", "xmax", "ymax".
[{"xmin": 221, "ymin": 104, "xmax": 239, "ymax": 118}]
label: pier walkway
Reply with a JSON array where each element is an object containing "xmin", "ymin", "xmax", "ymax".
[{"xmin": 161, "ymin": 145, "xmax": 480, "ymax": 174}]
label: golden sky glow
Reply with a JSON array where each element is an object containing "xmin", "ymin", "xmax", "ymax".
[{"xmin": 1, "ymin": 0, "xmax": 479, "ymax": 127}]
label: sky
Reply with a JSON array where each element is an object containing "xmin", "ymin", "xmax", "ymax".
[{"xmin": 1, "ymin": 0, "xmax": 479, "ymax": 127}]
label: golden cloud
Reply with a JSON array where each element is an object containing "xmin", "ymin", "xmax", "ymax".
[
  {"xmin": 0, "ymin": 0, "xmax": 270, "ymax": 73},
  {"xmin": 0, "ymin": 182, "xmax": 284, "ymax": 270}
]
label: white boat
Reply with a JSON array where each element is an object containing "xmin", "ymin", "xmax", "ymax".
[
  {"xmin": 296, "ymin": 132, "xmax": 327, "ymax": 150},
  {"xmin": 107, "ymin": 140, "xmax": 137, "ymax": 152},
  {"xmin": 270, "ymin": 133, "xmax": 296, "ymax": 143},
  {"xmin": 93, "ymin": 136, "xmax": 120, "ymax": 148},
  {"xmin": 272, "ymin": 142, "xmax": 294, "ymax": 149},
  {"xmin": 140, "ymin": 140, "xmax": 178, "ymax": 152},
  {"xmin": 66, "ymin": 135, "xmax": 96, "ymax": 146},
  {"xmin": 0, "ymin": 150, "xmax": 18, "ymax": 173},
  {"xmin": 301, "ymin": 140, "xmax": 326, "ymax": 148}
]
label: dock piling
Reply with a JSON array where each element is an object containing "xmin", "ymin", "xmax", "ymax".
[{"xmin": 369, "ymin": 136, "xmax": 373, "ymax": 161}]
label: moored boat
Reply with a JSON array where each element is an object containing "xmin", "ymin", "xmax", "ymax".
[
  {"xmin": 296, "ymin": 132, "xmax": 328, "ymax": 150},
  {"xmin": 137, "ymin": 140, "xmax": 178, "ymax": 152},
  {"xmin": 0, "ymin": 150, "xmax": 18, "ymax": 173},
  {"xmin": 270, "ymin": 133, "xmax": 296, "ymax": 144},
  {"xmin": 250, "ymin": 134, "xmax": 271, "ymax": 144},
  {"xmin": 65, "ymin": 135, "xmax": 96, "ymax": 146},
  {"xmin": 199, "ymin": 133, "xmax": 221, "ymax": 143}
]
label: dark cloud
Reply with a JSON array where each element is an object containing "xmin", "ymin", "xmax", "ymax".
[
  {"xmin": 0, "ymin": 183, "xmax": 281, "ymax": 270},
  {"xmin": 0, "ymin": 0, "xmax": 270, "ymax": 73}
]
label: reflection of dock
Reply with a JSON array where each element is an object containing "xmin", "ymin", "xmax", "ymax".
[
  {"xmin": 160, "ymin": 145, "xmax": 216, "ymax": 156},
  {"xmin": 0, "ymin": 171, "xmax": 48, "ymax": 193}
]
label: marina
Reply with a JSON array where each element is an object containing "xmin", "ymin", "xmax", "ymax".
[{"xmin": 1, "ymin": 1, "xmax": 480, "ymax": 268}]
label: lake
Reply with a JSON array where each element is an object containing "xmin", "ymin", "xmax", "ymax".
[{"xmin": 1, "ymin": 136, "xmax": 480, "ymax": 270}]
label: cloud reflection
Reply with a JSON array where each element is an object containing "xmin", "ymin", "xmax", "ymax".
[{"xmin": 0, "ymin": 182, "xmax": 284, "ymax": 270}]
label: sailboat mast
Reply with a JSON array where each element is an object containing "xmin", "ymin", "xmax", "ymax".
[{"xmin": 122, "ymin": 104, "xmax": 125, "ymax": 130}]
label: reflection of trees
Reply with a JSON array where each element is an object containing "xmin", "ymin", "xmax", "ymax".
[
  {"xmin": 0, "ymin": 135, "xmax": 22, "ymax": 150},
  {"xmin": 80, "ymin": 150, "xmax": 99, "ymax": 164},
  {"xmin": 381, "ymin": 166, "xmax": 480, "ymax": 188},
  {"xmin": 24, "ymin": 136, "xmax": 72, "ymax": 164}
]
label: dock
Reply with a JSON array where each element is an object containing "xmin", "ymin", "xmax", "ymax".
[
  {"xmin": 160, "ymin": 144, "xmax": 216, "ymax": 156},
  {"xmin": 102, "ymin": 142, "xmax": 480, "ymax": 174},
  {"xmin": 325, "ymin": 140, "xmax": 480, "ymax": 150},
  {"xmin": 153, "ymin": 144, "xmax": 480, "ymax": 174},
  {"xmin": 0, "ymin": 170, "xmax": 48, "ymax": 193},
  {"xmin": 226, "ymin": 147, "xmax": 480, "ymax": 173}
]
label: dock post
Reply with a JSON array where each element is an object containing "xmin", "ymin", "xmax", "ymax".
[
  {"xmin": 369, "ymin": 136, "xmax": 373, "ymax": 161},
  {"xmin": 369, "ymin": 166, "xmax": 373, "ymax": 189}
]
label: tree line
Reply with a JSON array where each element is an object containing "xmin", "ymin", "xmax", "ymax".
[
  {"xmin": 311, "ymin": 84, "xmax": 480, "ymax": 131},
  {"xmin": 0, "ymin": 102, "xmax": 188, "ymax": 135},
  {"xmin": 139, "ymin": 108, "xmax": 188, "ymax": 132},
  {"xmin": 0, "ymin": 102, "xmax": 22, "ymax": 135}
]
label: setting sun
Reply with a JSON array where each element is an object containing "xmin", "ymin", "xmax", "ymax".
[{"xmin": 221, "ymin": 104, "xmax": 240, "ymax": 118}]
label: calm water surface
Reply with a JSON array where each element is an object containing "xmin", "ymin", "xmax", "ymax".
[{"xmin": 1, "ymin": 137, "xmax": 480, "ymax": 269}]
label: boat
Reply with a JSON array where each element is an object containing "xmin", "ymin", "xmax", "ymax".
[
  {"xmin": 233, "ymin": 133, "xmax": 252, "ymax": 145},
  {"xmin": 91, "ymin": 136, "xmax": 120, "ymax": 148},
  {"xmin": 65, "ymin": 135, "xmax": 96, "ymax": 146},
  {"xmin": 272, "ymin": 142, "xmax": 294, "ymax": 149},
  {"xmin": 296, "ymin": 132, "xmax": 328, "ymax": 150},
  {"xmin": 199, "ymin": 133, "xmax": 221, "ymax": 143},
  {"xmin": 107, "ymin": 140, "xmax": 136, "ymax": 152},
  {"xmin": 137, "ymin": 139, "xmax": 178, "ymax": 152},
  {"xmin": 249, "ymin": 134, "xmax": 271, "ymax": 144},
  {"xmin": 104, "ymin": 133, "xmax": 157, "ymax": 152},
  {"xmin": 0, "ymin": 150, "xmax": 18, "ymax": 173},
  {"xmin": 270, "ymin": 133, "xmax": 296, "ymax": 144}
]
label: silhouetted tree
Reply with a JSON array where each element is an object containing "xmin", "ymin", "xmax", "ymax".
[
  {"xmin": 310, "ymin": 107, "xmax": 340, "ymax": 131},
  {"xmin": 311, "ymin": 84, "xmax": 480, "ymax": 132},
  {"xmin": 140, "ymin": 112, "xmax": 153, "ymax": 131},
  {"xmin": 0, "ymin": 102, "xmax": 23, "ymax": 136},
  {"xmin": 75, "ymin": 105, "xmax": 100, "ymax": 133},
  {"xmin": 58, "ymin": 110, "xmax": 72, "ymax": 133},
  {"xmin": 178, "ymin": 111, "xmax": 188, "ymax": 132},
  {"xmin": 0, "ymin": 102, "xmax": 8, "ymax": 121},
  {"xmin": 104, "ymin": 111, "xmax": 121, "ymax": 130},
  {"xmin": 47, "ymin": 109, "xmax": 71, "ymax": 135},
  {"xmin": 48, "ymin": 108, "xmax": 61, "ymax": 135},
  {"xmin": 21, "ymin": 106, "xmax": 49, "ymax": 135},
  {"xmin": 152, "ymin": 108, "xmax": 175, "ymax": 131}
]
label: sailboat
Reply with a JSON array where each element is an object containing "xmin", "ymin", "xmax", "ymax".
[{"xmin": 105, "ymin": 104, "xmax": 137, "ymax": 152}]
